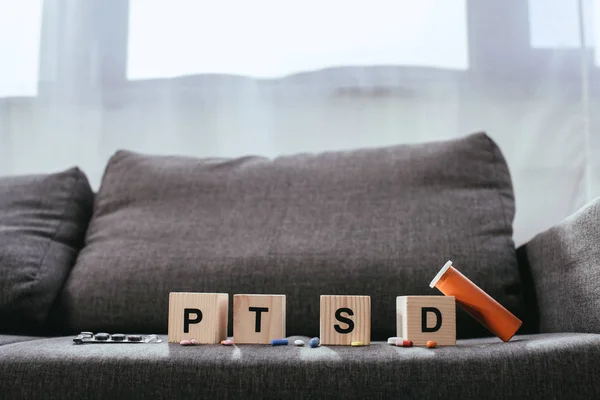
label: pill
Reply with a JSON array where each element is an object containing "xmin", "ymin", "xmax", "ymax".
[
  {"xmin": 110, "ymin": 334, "xmax": 125, "ymax": 341},
  {"xmin": 426, "ymin": 340, "xmax": 437, "ymax": 348},
  {"xmin": 221, "ymin": 339, "xmax": 234, "ymax": 346},
  {"xmin": 94, "ymin": 333, "xmax": 109, "ymax": 341},
  {"xmin": 309, "ymin": 337, "xmax": 320, "ymax": 348},
  {"xmin": 294, "ymin": 339, "xmax": 305, "ymax": 346},
  {"xmin": 351, "ymin": 341, "xmax": 364, "ymax": 347},
  {"xmin": 396, "ymin": 339, "xmax": 413, "ymax": 347},
  {"xmin": 270, "ymin": 339, "xmax": 289, "ymax": 346},
  {"xmin": 127, "ymin": 335, "xmax": 142, "ymax": 342},
  {"xmin": 180, "ymin": 339, "xmax": 193, "ymax": 346},
  {"xmin": 190, "ymin": 339, "xmax": 198, "ymax": 345},
  {"xmin": 80, "ymin": 332, "xmax": 94, "ymax": 337},
  {"xmin": 387, "ymin": 337, "xmax": 399, "ymax": 345}
]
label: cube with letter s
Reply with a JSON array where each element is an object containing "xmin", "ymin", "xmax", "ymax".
[{"xmin": 320, "ymin": 295, "xmax": 371, "ymax": 345}]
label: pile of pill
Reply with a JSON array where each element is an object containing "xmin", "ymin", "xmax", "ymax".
[
  {"xmin": 74, "ymin": 332, "xmax": 159, "ymax": 344},
  {"xmin": 388, "ymin": 337, "xmax": 413, "ymax": 347}
]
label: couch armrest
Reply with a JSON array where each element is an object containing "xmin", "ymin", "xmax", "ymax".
[{"xmin": 522, "ymin": 198, "xmax": 600, "ymax": 333}]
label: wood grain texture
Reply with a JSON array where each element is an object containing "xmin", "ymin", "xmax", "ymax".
[
  {"xmin": 396, "ymin": 296, "xmax": 456, "ymax": 346},
  {"xmin": 168, "ymin": 292, "xmax": 229, "ymax": 343},
  {"xmin": 233, "ymin": 294, "xmax": 286, "ymax": 344},
  {"xmin": 320, "ymin": 295, "xmax": 371, "ymax": 345}
]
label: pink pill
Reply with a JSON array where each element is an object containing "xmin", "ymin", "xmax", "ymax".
[
  {"xmin": 180, "ymin": 339, "xmax": 192, "ymax": 346},
  {"xmin": 221, "ymin": 339, "xmax": 234, "ymax": 346},
  {"xmin": 191, "ymin": 339, "xmax": 198, "ymax": 345}
]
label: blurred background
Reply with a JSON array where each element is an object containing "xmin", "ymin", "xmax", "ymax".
[{"xmin": 0, "ymin": 0, "xmax": 598, "ymax": 245}]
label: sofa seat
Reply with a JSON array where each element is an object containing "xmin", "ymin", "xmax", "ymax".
[
  {"xmin": 0, "ymin": 333, "xmax": 598, "ymax": 399},
  {"xmin": 0, "ymin": 334, "xmax": 47, "ymax": 346}
]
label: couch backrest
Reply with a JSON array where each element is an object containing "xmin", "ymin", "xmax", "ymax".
[{"xmin": 50, "ymin": 132, "xmax": 526, "ymax": 339}]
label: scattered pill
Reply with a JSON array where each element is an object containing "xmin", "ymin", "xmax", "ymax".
[
  {"xmin": 180, "ymin": 339, "xmax": 193, "ymax": 346},
  {"xmin": 388, "ymin": 337, "xmax": 399, "ymax": 345},
  {"xmin": 80, "ymin": 332, "xmax": 94, "ymax": 337},
  {"xmin": 396, "ymin": 340, "xmax": 413, "ymax": 347},
  {"xmin": 110, "ymin": 334, "xmax": 125, "ymax": 341},
  {"xmin": 127, "ymin": 335, "xmax": 142, "ymax": 342},
  {"xmin": 294, "ymin": 340, "xmax": 305, "ymax": 346},
  {"xmin": 271, "ymin": 339, "xmax": 289, "ymax": 346},
  {"xmin": 190, "ymin": 339, "xmax": 198, "ymax": 345},
  {"xmin": 221, "ymin": 339, "xmax": 234, "ymax": 346},
  {"xmin": 426, "ymin": 340, "xmax": 437, "ymax": 348},
  {"xmin": 94, "ymin": 333, "xmax": 109, "ymax": 341},
  {"xmin": 351, "ymin": 341, "xmax": 364, "ymax": 347},
  {"xmin": 309, "ymin": 337, "xmax": 320, "ymax": 348}
]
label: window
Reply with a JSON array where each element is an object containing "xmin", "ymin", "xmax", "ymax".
[
  {"xmin": 528, "ymin": 0, "xmax": 597, "ymax": 49},
  {"xmin": 0, "ymin": 0, "xmax": 43, "ymax": 97},
  {"xmin": 127, "ymin": 0, "xmax": 469, "ymax": 80}
]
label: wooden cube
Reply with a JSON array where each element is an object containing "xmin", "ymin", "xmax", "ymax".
[
  {"xmin": 233, "ymin": 294, "xmax": 286, "ymax": 344},
  {"xmin": 168, "ymin": 292, "xmax": 229, "ymax": 343},
  {"xmin": 320, "ymin": 295, "xmax": 371, "ymax": 345},
  {"xmin": 396, "ymin": 296, "xmax": 456, "ymax": 346}
]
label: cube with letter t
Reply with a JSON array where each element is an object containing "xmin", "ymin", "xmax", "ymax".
[
  {"xmin": 397, "ymin": 296, "xmax": 456, "ymax": 346},
  {"xmin": 168, "ymin": 292, "xmax": 229, "ymax": 343},
  {"xmin": 320, "ymin": 295, "xmax": 371, "ymax": 345},
  {"xmin": 233, "ymin": 294, "xmax": 286, "ymax": 344}
]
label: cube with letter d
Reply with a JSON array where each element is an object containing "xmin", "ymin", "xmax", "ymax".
[
  {"xmin": 320, "ymin": 295, "xmax": 371, "ymax": 345},
  {"xmin": 397, "ymin": 296, "xmax": 456, "ymax": 346},
  {"xmin": 233, "ymin": 294, "xmax": 286, "ymax": 344},
  {"xmin": 168, "ymin": 292, "xmax": 229, "ymax": 343}
]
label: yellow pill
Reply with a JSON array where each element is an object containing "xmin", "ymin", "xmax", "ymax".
[
  {"xmin": 426, "ymin": 340, "xmax": 437, "ymax": 348},
  {"xmin": 351, "ymin": 341, "xmax": 364, "ymax": 347}
]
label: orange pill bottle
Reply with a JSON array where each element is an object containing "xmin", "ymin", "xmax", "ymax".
[{"xmin": 429, "ymin": 261, "xmax": 522, "ymax": 342}]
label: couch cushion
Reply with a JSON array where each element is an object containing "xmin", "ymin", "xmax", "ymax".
[
  {"xmin": 523, "ymin": 197, "xmax": 600, "ymax": 333},
  {"xmin": 54, "ymin": 132, "xmax": 523, "ymax": 339},
  {"xmin": 0, "ymin": 334, "xmax": 47, "ymax": 346},
  {"xmin": 0, "ymin": 168, "xmax": 93, "ymax": 333},
  {"xmin": 0, "ymin": 333, "xmax": 597, "ymax": 399}
]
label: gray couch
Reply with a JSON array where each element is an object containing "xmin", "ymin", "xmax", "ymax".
[{"xmin": 1, "ymin": 133, "xmax": 599, "ymax": 399}]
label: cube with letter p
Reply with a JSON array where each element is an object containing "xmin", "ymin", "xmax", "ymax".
[
  {"xmin": 320, "ymin": 295, "xmax": 371, "ymax": 345},
  {"xmin": 233, "ymin": 294, "xmax": 286, "ymax": 344},
  {"xmin": 168, "ymin": 292, "xmax": 229, "ymax": 343},
  {"xmin": 397, "ymin": 296, "xmax": 456, "ymax": 346}
]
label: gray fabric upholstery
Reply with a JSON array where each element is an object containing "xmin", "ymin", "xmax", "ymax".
[
  {"xmin": 0, "ymin": 334, "xmax": 47, "ymax": 346},
  {"xmin": 0, "ymin": 333, "xmax": 597, "ymax": 399},
  {"xmin": 55, "ymin": 132, "xmax": 523, "ymax": 339},
  {"xmin": 0, "ymin": 168, "xmax": 94, "ymax": 333},
  {"xmin": 523, "ymin": 197, "xmax": 600, "ymax": 333}
]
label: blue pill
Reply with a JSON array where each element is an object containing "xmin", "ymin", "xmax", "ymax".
[
  {"xmin": 270, "ymin": 339, "xmax": 288, "ymax": 346},
  {"xmin": 309, "ymin": 337, "xmax": 320, "ymax": 348}
]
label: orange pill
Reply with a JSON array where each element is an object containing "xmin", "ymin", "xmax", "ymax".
[
  {"xmin": 426, "ymin": 340, "xmax": 437, "ymax": 348},
  {"xmin": 430, "ymin": 261, "xmax": 522, "ymax": 342}
]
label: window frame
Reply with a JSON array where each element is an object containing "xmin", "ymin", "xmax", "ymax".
[{"xmin": 19, "ymin": 0, "xmax": 599, "ymax": 104}]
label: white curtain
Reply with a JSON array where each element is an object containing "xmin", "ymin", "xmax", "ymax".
[{"xmin": 0, "ymin": 0, "xmax": 598, "ymax": 246}]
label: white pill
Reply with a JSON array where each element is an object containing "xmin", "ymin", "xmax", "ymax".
[
  {"xmin": 387, "ymin": 337, "xmax": 399, "ymax": 345},
  {"xmin": 294, "ymin": 339, "xmax": 305, "ymax": 346}
]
